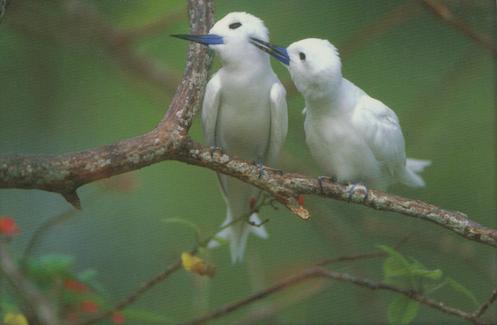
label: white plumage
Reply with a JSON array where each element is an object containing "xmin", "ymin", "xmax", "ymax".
[
  {"xmin": 191, "ymin": 12, "xmax": 288, "ymax": 262},
  {"xmin": 262, "ymin": 38, "xmax": 430, "ymax": 190}
]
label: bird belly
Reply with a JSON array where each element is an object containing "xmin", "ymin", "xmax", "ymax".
[
  {"xmin": 305, "ymin": 117, "xmax": 381, "ymax": 185},
  {"xmin": 216, "ymin": 100, "xmax": 271, "ymax": 161}
]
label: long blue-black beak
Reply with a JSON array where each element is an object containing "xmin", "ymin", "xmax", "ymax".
[
  {"xmin": 250, "ymin": 37, "xmax": 289, "ymax": 65},
  {"xmin": 171, "ymin": 34, "xmax": 224, "ymax": 45}
]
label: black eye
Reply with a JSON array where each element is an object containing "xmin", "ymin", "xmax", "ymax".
[
  {"xmin": 299, "ymin": 52, "xmax": 306, "ymax": 61},
  {"xmin": 229, "ymin": 22, "xmax": 242, "ymax": 29}
]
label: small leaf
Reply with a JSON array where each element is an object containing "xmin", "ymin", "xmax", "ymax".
[
  {"xmin": 383, "ymin": 256, "xmax": 410, "ymax": 279},
  {"xmin": 447, "ymin": 277, "xmax": 479, "ymax": 306},
  {"xmin": 379, "ymin": 246, "xmax": 442, "ymax": 282},
  {"xmin": 27, "ymin": 255, "xmax": 75, "ymax": 285},
  {"xmin": 378, "ymin": 245, "xmax": 411, "ymax": 279},
  {"xmin": 162, "ymin": 218, "xmax": 201, "ymax": 239},
  {"xmin": 410, "ymin": 268, "xmax": 443, "ymax": 280},
  {"xmin": 407, "ymin": 258, "xmax": 443, "ymax": 280},
  {"xmin": 77, "ymin": 269, "xmax": 98, "ymax": 282},
  {"xmin": 181, "ymin": 252, "xmax": 215, "ymax": 277},
  {"xmin": 387, "ymin": 296, "xmax": 419, "ymax": 325}
]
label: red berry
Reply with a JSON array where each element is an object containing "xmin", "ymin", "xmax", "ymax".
[
  {"xmin": 63, "ymin": 279, "xmax": 88, "ymax": 293},
  {"xmin": 0, "ymin": 217, "xmax": 19, "ymax": 237},
  {"xmin": 80, "ymin": 300, "xmax": 99, "ymax": 313},
  {"xmin": 111, "ymin": 311, "xmax": 126, "ymax": 324}
]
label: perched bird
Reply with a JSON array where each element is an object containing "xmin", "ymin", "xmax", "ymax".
[
  {"xmin": 252, "ymin": 38, "xmax": 430, "ymax": 191},
  {"xmin": 172, "ymin": 13, "xmax": 288, "ymax": 262}
]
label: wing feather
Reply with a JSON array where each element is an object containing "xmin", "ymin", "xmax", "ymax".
[
  {"xmin": 265, "ymin": 82, "xmax": 288, "ymax": 165},
  {"xmin": 352, "ymin": 95, "xmax": 406, "ymax": 175},
  {"xmin": 201, "ymin": 73, "xmax": 222, "ymax": 147}
]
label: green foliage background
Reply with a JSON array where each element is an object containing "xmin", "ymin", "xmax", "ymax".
[{"xmin": 0, "ymin": 0, "xmax": 496, "ymax": 323}]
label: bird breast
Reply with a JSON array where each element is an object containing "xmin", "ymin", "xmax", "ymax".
[{"xmin": 216, "ymin": 88, "xmax": 271, "ymax": 160}]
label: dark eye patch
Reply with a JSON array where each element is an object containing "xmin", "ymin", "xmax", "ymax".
[
  {"xmin": 229, "ymin": 22, "xmax": 242, "ymax": 29},
  {"xmin": 299, "ymin": 52, "xmax": 306, "ymax": 61}
]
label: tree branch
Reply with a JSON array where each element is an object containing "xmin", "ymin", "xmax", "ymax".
[
  {"xmin": 421, "ymin": 0, "xmax": 497, "ymax": 56},
  {"xmin": 175, "ymin": 142, "xmax": 497, "ymax": 247},
  {"xmin": 0, "ymin": 0, "xmax": 213, "ymax": 208},
  {"xmin": 62, "ymin": 0, "xmax": 182, "ymax": 93},
  {"xmin": 80, "ymin": 259, "xmax": 182, "ymax": 325},
  {"xmin": 473, "ymin": 287, "xmax": 497, "ymax": 317},
  {"xmin": 0, "ymin": 241, "xmax": 60, "ymax": 325},
  {"xmin": 1, "ymin": 0, "xmax": 496, "ymax": 249},
  {"xmin": 182, "ymin": 266, "xmax": 488, "ymax": 325}
]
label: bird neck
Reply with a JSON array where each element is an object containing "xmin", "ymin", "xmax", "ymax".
[
  {"xmin": 221, "ymin": 51, "xmax": 272, "ymax": 75},
  {"xmin": 304, "ymin": 76, "xmax": 347, "ymax": 113}
]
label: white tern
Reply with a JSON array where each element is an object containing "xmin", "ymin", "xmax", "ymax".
[
  {"xmin": 172, "ymin": 13, "xmax": 288, "ymax": 262},
  {"xmin": 253, "ymin": 37, "xmax": 430, "ymax": 191}
]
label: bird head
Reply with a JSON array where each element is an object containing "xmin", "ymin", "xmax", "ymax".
[
  {"xmin": 172, "ymin": 12, "xmax": 270, "ymax": 67},
  {"xmin": 252, "ymin": 38, "xmax": 343, "ymax": 98}
]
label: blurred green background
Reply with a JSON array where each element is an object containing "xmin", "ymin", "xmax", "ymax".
[{"xmin": 0, "ymin": 0, "xmax": 496, "ymax": 323}]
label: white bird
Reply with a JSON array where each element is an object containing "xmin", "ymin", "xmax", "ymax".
[
  {"xmin": 172, "ymin": 12, "xmax": 288, "ymax": 262},
  {"xmin": 252, "ymin": 38, "xmax": 430, "ymax": 191}
]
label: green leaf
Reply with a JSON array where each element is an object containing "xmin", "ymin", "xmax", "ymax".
[
  {"xmin": 124, "ymin": 309, "xmax": 175, "ymax": 324},
  {"xmin": 27, "ymin": 254, "xmax": 75, "ymax": 285},
  {"xmin": 447, "ymin": 277, "xmax": 479, "ymax": 306},
  {"xmin": 387, "ymin": 296, "xmax": 420, "ymax": 325},
  {"xmin": 378, "ymin": 245, "xmax": 411, "ymax": 279},
  {"xmin": 77, "ymin": 269, "xmax": 106, "ymax": 294},
  {"xmin": 77, "ymin": 269, "xmax": 98, "ymax": 282},
  {"xmin": 378, "ymin": 246, "xmax": 442, "ymax": 282},
  {"xmin": 162, "ymin": 218, "xmax": 201, "ymax": 239}
]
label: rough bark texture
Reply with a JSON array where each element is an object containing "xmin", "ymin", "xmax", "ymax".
[{"xmin": 1, "ymin": 0, "xmax": 496, "ymax": 250}]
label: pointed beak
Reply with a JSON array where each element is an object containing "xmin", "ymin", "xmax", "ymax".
[
  {"xmin": 171, "ymin": 34, "xmax": 224, "ymax": 46},
  {"xmin": 250, "ymin": 37, "xmax": 290, "ymax": 65}
]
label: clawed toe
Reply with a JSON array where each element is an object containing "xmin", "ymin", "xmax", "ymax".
[
  {"xmin": 254, "ymin": 159, "xmax": 265, "ymax": 179},
  {"xmin": 346, "ymin": 183, "xmax": 368, "ymax": 202},
  {"xmin": 209, "ymin": 146, "xmax": 224, "ymax": 158}
]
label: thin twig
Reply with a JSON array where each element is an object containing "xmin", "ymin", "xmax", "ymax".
[
  {"xmin": 79, "ymin": 259, "xmax": 182, "ymax": 325},
  {"xmin": 421, "ymin": 0, "xmax": 497, "ymax": 56},
  {"xmin": 123, "ymin": 7, "xmax": 185, "ymax": 42},
  {"xmin": 21, "ymin": 208, "xmax": 79, "ymax": 264},
  {"xmin": 315, "ymin": 251, "xmax": 385, "ymax": 267},
  {"xmin": 81, "ymin": 193, "xmax": 275, "ymax": 325},
  {"xmin": 473, "ymin": 287, "xmax": 497, "ymax": 317},
  {"xmin": 0, "ymin": 241, "xmax": 60, "ymax": 325},
  {"xmin": 341, "ymin": 1, "xmax": 422, "ymax": 57},
  {"xmin": 63, "ymin": 0, "xmax": 181, "ymax": 93},
  {"xmin": 182, "ymin": 266, "xmax": 488, "ymax": 325}
]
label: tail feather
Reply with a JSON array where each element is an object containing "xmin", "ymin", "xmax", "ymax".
[
  {"xmin": 208, "ymin": 212, "xmax": 268, "ymax": 263},
  {"xmin": 401, "ymin": 158, "xmax": 431, "ymax": 188},
  {"xmin": 406, "ymin": 158, "xmax": 431, "ymax": 173}
]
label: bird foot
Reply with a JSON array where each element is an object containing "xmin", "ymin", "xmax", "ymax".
[
  {"xmin": 209, "ymin": 146, "xmax": 224, "ymax": 159},
  {"xmin": 346, "ymin": 183, "xmax": 369, "ymax": 203},
  {"xmin": 253, "ymin": 159, "xmax": 265, "ymax": 179}
]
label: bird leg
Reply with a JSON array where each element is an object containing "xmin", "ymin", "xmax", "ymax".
[
  {"xmin": 253, "ymin": 158, "xmax": 265, "ymax": 179},
  {"xmin": 209, "ymin": 145, "xmax": 224, "ymax": 159}
]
